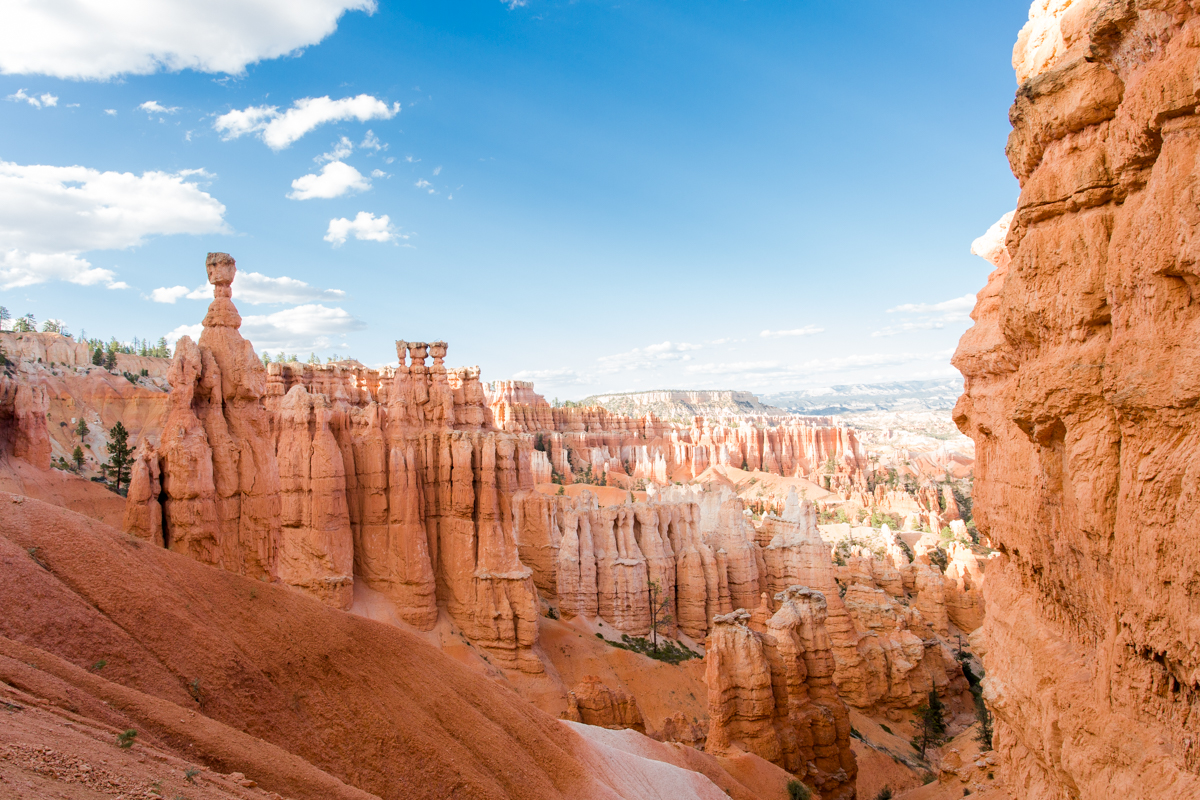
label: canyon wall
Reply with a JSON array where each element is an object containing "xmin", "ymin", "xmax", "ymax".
[{"xmin": 954, "ymin": 1, "xmax": 1200, "ymax": 795}]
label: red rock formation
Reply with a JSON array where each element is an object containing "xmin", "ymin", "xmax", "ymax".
[
  {"xmin": 564, "ymin": 675, "xmax": 647, "ymax": 733},
  {"xmin": 276, "ymin": 386, "xmax": 354, "ymax": 609},
  {"xmin": 154, "ymin": 255, "xmax": 282, "ymax": 579},
  {"xmin": 942, "ymin": 541, "xmax": 985, "ymax": 633},
  {"xmin": 704, "ymin": 589, "xmax": 856, "ymax": 800},
  {"xmin": 0, "ymin": 377, "xmax": 51, "ymax": 469},
  {"xmin": 123, "ymin": 439, "xmax": 162, "ymax": 544},
  {"xmin": 953, "ymin": 2, "xmax": 1200, "ymax": 795}
]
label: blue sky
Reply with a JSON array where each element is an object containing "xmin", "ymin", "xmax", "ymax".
[{"xmin": 0, "ymin": 0, "xmax": 1029, "ymax": 399}]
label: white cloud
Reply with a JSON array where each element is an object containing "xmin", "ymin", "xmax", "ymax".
[
  {"xmin": 684, "ymin": 349, "xmax": 957, "ymax": 381},
  {"xmin": 1, "ymin": 250, "xmax": 126, "ymax": 290},
  {"xmin": 0, "ymin": 160, "xmax": 228, "ymax": 290},
  {"xmin": 885, "ymin": 295, "xmax": 976, "ymax": 315},
  {"xmin": 760, "ymin": 325, "xmax": 824, "ymax": 338},
  {"xmin": 324, "ymin": 211, "xmax": 401, "ymax": 245},
  {"xmin": 7, "ymin": 89, "xmax": 58, "ymax": 108},
  {"xmin": 359, "ymin": 130, "xmax": 385, "ymax": 150},
  {"xmin": 432, "ymin": 165, "xmax": 442, "ymax": 176},
  {"xmin": 370, "ymin": 169, "xmax": 388, "ymax": 178},
  {"xmin": 177, "ymin": 271, "xmax": 346, "ymax": 305},
  {"xmin": 139, "ymin": 100, "xmax": 179, "ymax": 114},
  {"xmin": 512, "ymin": 368, "xmax": 591, "ymax": 386},
  {"xmin": 150, "ymin": 285, "xmax": 191, "ymax": 303},
  {"xmin": 164, "ymin": 323, "xmax": 203, "ymax": 346},
  {"xmin": 242, "ymin": 304, "xmax": 366, "ymax": 350},
  {"xmin": 598, "ymin": 341, "xmax": 703, "ymax": 373},
  {"xmin": 138, "ymin": 100, "xmax": 177, "ymax": 113},
  {"xmin": 214, "ymin": 94, "xmax": 399, "ymax": 150},
  {"xmin": 315, "ymin": 136, "xmax": 354, "ymax": 163},
  {"xmin": 414, "ymin": 179, "xmax": 432, "ymax": 189},
  {"xmin": 165, "ymin": 303, "xmax": 365, "ymax": 352},
  {"xmin": 873, "ymin": 294, "xmax": 977, "ymax": 337},
  {"xmin": 872, "ymin": 320, "xmax": 947, "ymax": 337},
  {"xmin": 0, "ymin": 0, "xmax": 377, "ymax": 80},
  {"xmin": 104, "ymin": 109, "xmax": 117, "ymax": 116},
  {"xmin": 287, "ymin": 161, "xmax": 370, "ymax": 200}
]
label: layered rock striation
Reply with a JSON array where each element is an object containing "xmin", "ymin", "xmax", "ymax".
[{"xmin": 954, "ymin": 2, "xmax": 1200, "ymax": 795}]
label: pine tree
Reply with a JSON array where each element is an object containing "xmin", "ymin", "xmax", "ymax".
[
  {"xmin": 647, "ymin": 579, "xmax": 674, "ymax": 653},
  {"xmin": 105, "ymin": 422, "xmax": 133, "ymax": 493},
  {"xmin": 912, "ymin": 690, "xmax": 948, "ymax": 757},
  {"xmin": 104, "ymin": 349, "xmax": 117, "ymax": 370},
  {"xmin": 72, "ymin": 445, "xmax": 85, "ymax": 470},
  {"xmin": 92, "ymin": 347, "xmax": 104, "ymax": 366},
  {"xmin": 0, "ymin": 306, "xmax": 9, "ymax": 331},
  {"xmin": 75, "ymin": 418, "xmax": 89, "ymax": 438}
]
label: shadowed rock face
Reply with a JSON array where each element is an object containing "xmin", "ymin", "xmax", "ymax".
[{"xmin": 954, "ymin": 2, "xmax": 1200, "ymax": 796}]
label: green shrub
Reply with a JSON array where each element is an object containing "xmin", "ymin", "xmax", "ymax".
[
  {"xmin": 787, "ymin": 779, "xmax": 811, "ymax": 800},
  {"xmin": 116, "ymin": 729, "xmax": 137, "ymax": 748},
  {"xmin": 874, "ymin": 788, "xmax": 894, "ymax": 800}
]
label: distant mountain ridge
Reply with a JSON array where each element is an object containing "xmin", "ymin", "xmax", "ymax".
[
  {"xmin": 577, "ymin": 389, "xmax": 788, "ymax": 419},
  {"xmin": 577, "ymin": 380, "xmax": 962, "ymax": 418},
  {"xmin": 759, "ymin": 379, "xmax": 963, "ymax": 414}
]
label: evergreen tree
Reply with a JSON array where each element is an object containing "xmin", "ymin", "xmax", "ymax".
[
  {"xmin": 91, "ymin": 347, "xmax": 104, "ymax": 366},
  {"xmin": 0, "ymin": 306, "xmax": 9, "ymax": 331},
  {"xmin": 75, "ymin": 417, "xmax": 89, "ymax": 438},
  {"xmin": 647, "ymin": 579, "xmax": 674, "ymax": 653},
  {"xmin": 912, "ymin": 690, "xmax": 948, "ymax": 758},
  {"xmin": 104, "ymin": 349, "xmax": 117, "ymax": 370},
  {"xmin": 105, "ymin": 422, "xmax": 133, "ymax": 493},
  {"xmin": 72, "ymin": 446, "xmax": 85, "ymax": 470}
]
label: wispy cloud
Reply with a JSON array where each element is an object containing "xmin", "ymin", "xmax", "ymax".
[
  {"xmin": 214, "ymin": 95, "xmax": 399, "ymax": 150},
  {"xmin": 359, "ymin": 130, "xmax": 385, "ymax": 151},
  {"xmin": 7, "ymin": 89, "xmax": 57, "ymax": 108},
  {"xmin": 684, "ymin": 349, "xmax": 957, "ymax": 381},
  {"xmin": 166, "ymin": 304, "xmax": 366, "ymax": 352},
  {"xmin": 512, "ymin": 367, "xmax": 591, "ymax": 385},
  {"xmin": 315, "ymin": 136, "xmax": 354, "ymax": 163},
  {"xmin": 139, "ymin": 100, "xmax": 179, "ymax": 114},
  {"xmin": 873, "ymin": 294, "xmax": 976, "ymax": 337},
  {"xmin": 760, "ymin": 325, "xmax": 823, "ymax": 338},
  {"xmin": 885, "ymin": 295, "xmax": 975, "ymax": 315},
  {"xmin": 597, "ymin": 341, "xmax": 703, "ymax": 373},
  {"xmin": 155, "ymin": 271, "xmax": 346, "ymax": 305}
]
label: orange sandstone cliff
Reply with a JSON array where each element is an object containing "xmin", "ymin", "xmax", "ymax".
[{"xmin": 954, "ymin": 1, "xmax": 1200, "ymax": 796}]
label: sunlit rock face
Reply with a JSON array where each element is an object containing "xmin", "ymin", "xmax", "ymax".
[{"xmin": 954, "ymin": 1, "xmax": 1200, "ymax": 795}]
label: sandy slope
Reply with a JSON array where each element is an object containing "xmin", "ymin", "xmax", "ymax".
[{"xmin": 0, "ymin": 492, "xmax": 749, "ymax": 800}]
